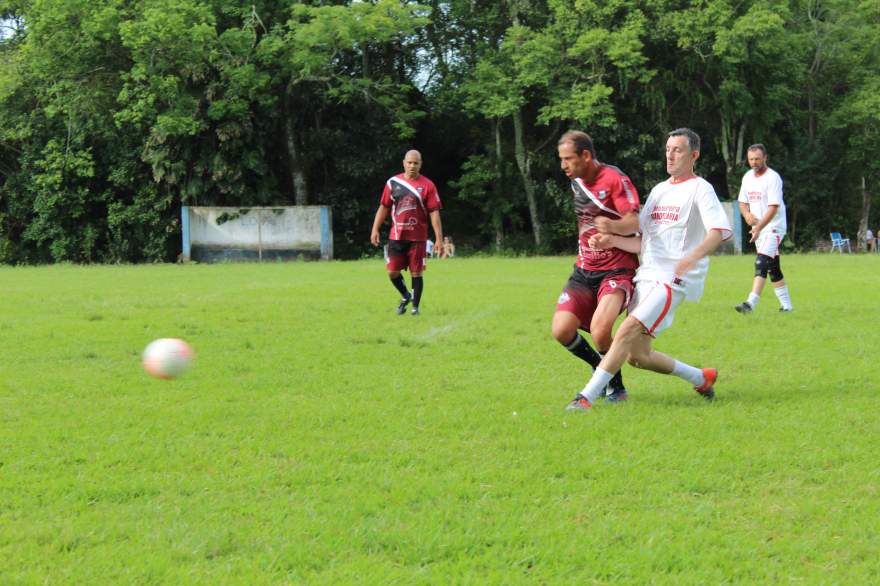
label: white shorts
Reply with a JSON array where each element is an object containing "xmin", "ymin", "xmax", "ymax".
[
  {"xmin": 755, "ymin": 231, "xmax": 784, "ymax": 258},
  {"xmin": 629, "ymin": 280, "xmax": 686, "ymax": 337}
]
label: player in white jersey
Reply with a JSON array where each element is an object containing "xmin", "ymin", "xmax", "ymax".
[
  {"xmin": 566, "ymin": 128, "xmax": 732, "ymax": 411},
  {"xmin": 734, "ymin": 144, "xmax": 793, "ymax": 313}
]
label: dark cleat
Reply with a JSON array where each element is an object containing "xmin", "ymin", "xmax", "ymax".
[
  {"xmin": 779, "ymin": 307, "xmax": 793, "ymax": 312},
  {"xmin": 734, "ymin": 302, "xmax": 753, "ymax": 314},
  {"xmin": 605, "ymin": 388, "xmax": 628, "ymax": 403},
  {"xmin": 411, "ymin": 306, "xmax": 420, "ymax": 316},
  {"xmin": 396, "ymin": 293, "xmax": 412, "ymax": 315},
  {"xmin": 605, "ymin": 371, "xmax": 627, "ymax": 402}
]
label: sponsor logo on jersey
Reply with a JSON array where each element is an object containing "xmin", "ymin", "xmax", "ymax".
[
  {"xmin": 395, "ymin": 198, "xmax": 419, "ymax": 214},
  {"xmin": 557, "ymin": 291, "xmax": 571, "ymax": 304},
  {"xmin": 598, "ymin": 190, "xmax": 609, "ymax": 200},
  {"xmin": 650, "ymin": 205, "xmax": 681, "ymax": 224}
]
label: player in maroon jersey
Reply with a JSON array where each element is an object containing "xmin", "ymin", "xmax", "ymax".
[
  {"xmin": 370, "ymin": 150, "xmax": 443, "ymax": 316},
  {"xmin": 553, "ymin": 131, "xmax": 641, "ymax": 401}
]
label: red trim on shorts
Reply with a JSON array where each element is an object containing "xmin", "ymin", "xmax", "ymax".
[
  {"xmin": 647, "ymin": 284, "xmax": 673, "ymax": 335},
  {"xmin": 630, "ymin": 316, "xmax": 653, "ymax": 338},
  {"xmin": 711, "ymin": 227, "xmax": 733, "ymax": 242}
]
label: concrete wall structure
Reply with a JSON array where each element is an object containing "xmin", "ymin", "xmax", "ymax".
[
  {"xmin": 718, "ymin": 200, "xmax": 744, "ymax": 255},
  {"xmin": 181, "ymin": 206, "xmax": 333, "ymax": 262}
]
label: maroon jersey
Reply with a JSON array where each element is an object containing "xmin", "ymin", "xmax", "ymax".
[
  {"xmin": 571, "ymin": 165, "xmax": 640, "ymax": 271},
  {"xmin": 380, "ymin": 174, "xmax": 442, "ymax": 241}
]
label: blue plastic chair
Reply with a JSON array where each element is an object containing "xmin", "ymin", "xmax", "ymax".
[{"xmin": 830, "ymin": 232, "xmax": 851, "ymax": 253}]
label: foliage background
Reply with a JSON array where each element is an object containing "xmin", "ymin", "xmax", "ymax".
[{"xmin": 1, "ymin": 0, "xmax": 878, "ymax": 263}]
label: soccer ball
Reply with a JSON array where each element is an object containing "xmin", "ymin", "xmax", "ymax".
[{"xmin": 142, "ymin": 338, "xmax": 193, "ymax": 379}]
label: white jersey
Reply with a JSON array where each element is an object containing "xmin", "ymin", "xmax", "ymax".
[
  {"xmin": 636, "ymin": 177, "xmax": 732, "ymax": 301},
  {"xmin": 738, "ymin": 167, "xmax": 786, "ymax": 235}
]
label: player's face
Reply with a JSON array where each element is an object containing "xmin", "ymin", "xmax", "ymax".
[
  {"xmin": 665, "ymin": 135, "xmax": 698, "ymax": 179},
  {"xmin": 747, "ymin": 149, "xmax": 767, "ymax": 173},
  {"xmin": 403, "ymin": 154, "xmax": 422, "ymax": 178},
  {"xmin": 558, "ymin": 142, "xmax": 590, "ymax": 179}
]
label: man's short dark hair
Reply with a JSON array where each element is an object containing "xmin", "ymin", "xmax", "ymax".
[
  {"xmin": 558, "ymin": 130, "xmax": 596, "ymax": 158},
  {"xmin": 747, "ymin": 143, "xmax": 767, "ymax": 156},
  {"xmin": 667, "ymin": 128, "xmax": 701, "ymax": 152}
]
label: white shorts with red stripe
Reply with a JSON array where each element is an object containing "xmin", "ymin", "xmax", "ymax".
[
  {"xmin": 755, "ymin": 230, "xmax": 784, "ymax": 258},
  {"xmin": 629, "ymin": 279, "xmax": 686, "ymax": 337}
]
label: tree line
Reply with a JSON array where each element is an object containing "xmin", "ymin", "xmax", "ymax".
[{"xmin": 1, "ymin": 0, "xmax": 878, "ymax": 263}]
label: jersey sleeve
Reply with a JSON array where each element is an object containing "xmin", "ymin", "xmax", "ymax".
[
  {"xmin": 767, "ymin": 172, "xmax": 783, "ymax": 207},
  {"xmin": 610, "ymin": 174, "xmax": 640, "ymax": 215},
  {"xmin": 696, "ymin": 181, "xmax": 732, "ymax": 241},
  {"xmin": 425, "ymin": 181, "xmax": 442, "ymax": 212},
  {"xmin": 379, "ymin": 180, "xmax": 393, "ymax": 208}
]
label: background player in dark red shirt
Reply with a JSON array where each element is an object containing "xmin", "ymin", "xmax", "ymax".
[
  {"xmin": 370, "ymin": 150, "xmax": 443, "ymax": 316},
  {"xmin": 553, "ymin": 131, "xmax": 640, "ymax": 401}
]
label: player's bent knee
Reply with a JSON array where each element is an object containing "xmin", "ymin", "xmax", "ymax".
[
  {"xmin": 768, "ymin": 257, "xmax": 784, "ymax": 282},
  {"xmin": 754, "ymin": 254, "xmax": 771, "ymax": 279},
  {"xmin": 552, "ymin": 312, "xmax": 579, "ymax": 344},
  {"xmin": 592, "ymin": 330, "xmax": 613, "ymax": 352},
  {"xmin": 388, "ymin": 270, "xmax": 402, "ymax": 279},
  {"xmin": 551, "ymin": 322, "xmax": 577, "ymax": 344},
  {"xmin": 616, "ymin": 317, "xmax": 643, "ymax": 341}
]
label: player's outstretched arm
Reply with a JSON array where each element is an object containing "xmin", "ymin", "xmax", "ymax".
[{"xmin": 371, "ymin": 206, "xmax": 390, "ymax": 246}]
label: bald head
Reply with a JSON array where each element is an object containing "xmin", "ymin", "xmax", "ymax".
[{"xmin": 403, "ymin": 150, "xmax": 422, "ymax": 179}]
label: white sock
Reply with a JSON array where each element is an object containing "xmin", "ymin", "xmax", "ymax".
[
  {"xmin": 774, "ymin": 286, "xmax": 792, "ymax": 310},
  {"xmin": 580, "ymin": 368, "xmax": 614, "ymax": 403},
  {"xmin": 596, "ymin": 353, "xmax": 607, "ymax": 397},
  {"xmin": 672, "ymin": 360, "xmax": 704, "ymax": 386},
  {"xmin": 747, "ymin": 292, "xmax": 760, "ymax": 308}
]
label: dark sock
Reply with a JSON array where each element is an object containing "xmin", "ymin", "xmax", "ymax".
[
  {"xmin": 563, "ymin": 333, "xmax": 601, "ymax": 369},
  {"xmin": 412, "ymin": 276, "xmax": 424, "ymax": 307},
  {"xmin": 391, "ymin": 275, "xmax": 409, "ymax": 298},
  {"xmin": 608, "ymin": 369, "xmax": 625, "ymax": 392}
]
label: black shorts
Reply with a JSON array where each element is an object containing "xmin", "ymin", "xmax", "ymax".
[{"xmin": 387, "ymin": 239, "xmax": 412, "ymax": 255}]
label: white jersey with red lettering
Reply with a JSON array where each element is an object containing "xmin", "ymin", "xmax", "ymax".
[
  {"xmin": 738, "ymin": 167, "xmax": 786, "ymax": 236},
  {"xmin": 636, "ymin": 177, "xmax": 732, "ymax": 301}
]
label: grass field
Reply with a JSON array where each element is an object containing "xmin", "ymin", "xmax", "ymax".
[{"xmin": 2, "ymin": 254, "xmax": 879, "ymax": 584}]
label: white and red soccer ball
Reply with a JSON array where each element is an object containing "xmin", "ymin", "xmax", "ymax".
[{"xmin": 142, "ymin": 338, "xmax": 193, "ymax": 379}]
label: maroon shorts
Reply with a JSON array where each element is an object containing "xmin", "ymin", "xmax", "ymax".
[
  {"xmin": 386, "ymin": 239, "xmax": 427, "ymax": 273},
  {"xmin": 555, "ymin": 267, "xmax": 634, "ymax": 331}
]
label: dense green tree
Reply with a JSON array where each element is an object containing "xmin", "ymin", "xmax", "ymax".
[{"xmin": 0, "ymin": 0, "xmax": 878, "ymax": 262}]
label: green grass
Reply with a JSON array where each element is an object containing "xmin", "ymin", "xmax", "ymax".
[{"xmin": 1, "ymin": 254, "xmax": 879, "ymax": 584}]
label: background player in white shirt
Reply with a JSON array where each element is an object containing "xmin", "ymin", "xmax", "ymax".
[
  {"xmin": 734, "ymin": 144, "xmax": 793, "ymax": 313},
  {"xmin": 566, "ymin": 128, "xmax": 732, "ymax": 411}
]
